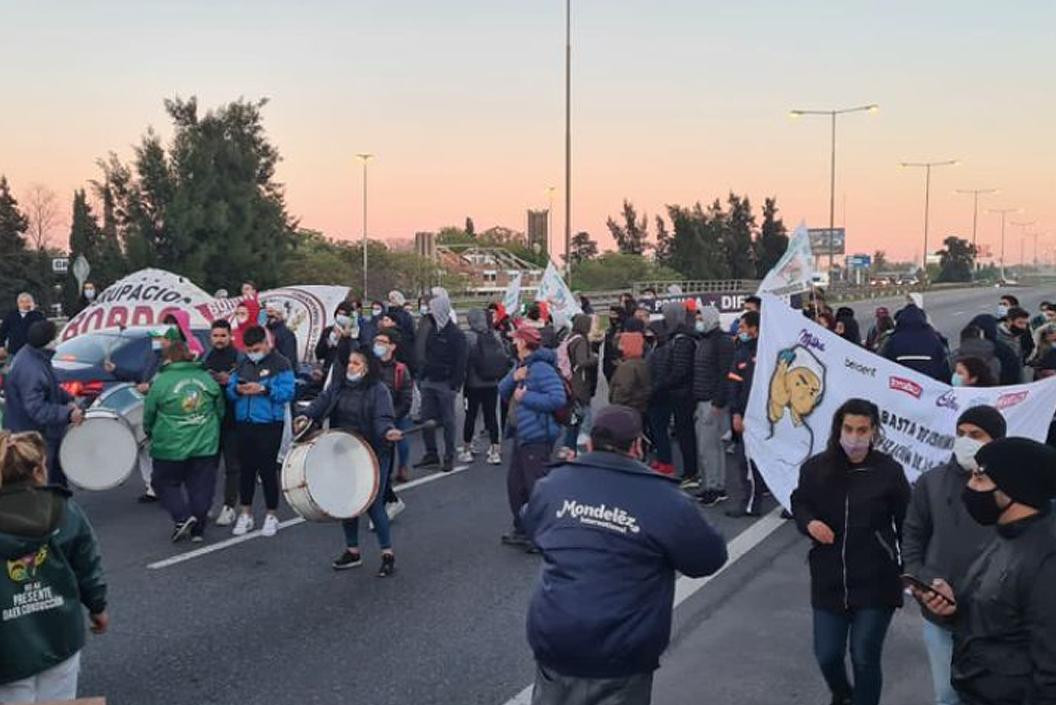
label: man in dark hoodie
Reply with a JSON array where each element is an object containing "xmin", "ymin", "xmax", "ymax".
[
  {"xmin": 692, "ymin": 305, "xmax": 734, "ymax": 506},
  {"xmin": 966, "ymin": 314, "xmax": 1022, "ymax": 386},
  {"xmin": 462, "ymin": 308, "xmax": 509, "ymax": 465},
  {"xmin": 881, "ymin": 305, "xmax": 951, "ymax": 382},
  {"xmin": 415, "ymin": 291, "xmax": 467, "ymax": 473},
  {"xmin": 560, "ymin": 313, "xmax": 599, "ymax": 458},
  {"xmin": 0, "ymin": 430, "xmax": 108, "ymax": 701},
  {"xmin": 902, "ymin": 405, "xmax": 1005, "ymax": 705},
  {"xmin": 263, "ymin": 301, "xmax": 299, "ymax": 366},
  {"xmin": 647, "ymin": 302, "xmax": 697, "ymax": 481}
]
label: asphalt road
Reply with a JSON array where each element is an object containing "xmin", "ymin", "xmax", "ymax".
[{"xmin": 67, "ymin": 285, "xmax": 1052, "ymax": 705}]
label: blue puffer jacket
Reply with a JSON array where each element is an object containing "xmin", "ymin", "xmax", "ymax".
[
  {"xmin": 881, "ymin": 305, "xmax": 951, "ymax": 382},
  {"xmin": 522, "ymin": 451, "xmax": 728, "ymax": 678},
  {"xmin": 226, "ymin": 350, "xmax": 296, "ymax": 424},
  {"xmin": 499, "ymin": 348, "xmax": 567, "ymax": 445},
  {"xmin": 1, "ymin": 346, "xmax": 72, "ymax": 445}
]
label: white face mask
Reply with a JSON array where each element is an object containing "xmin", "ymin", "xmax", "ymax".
[
  {"xmin": 83, "ymin": 288, "xmax": 96, "ymax": 300},
  {"xmin": 953, "ymin": 435, "xmax": 985, "ymax": 471},
  {"xmin": 345, "ymin": 371, "xmax": 364, "ymax": 383}
]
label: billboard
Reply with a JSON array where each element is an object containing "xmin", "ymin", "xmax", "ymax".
[{"xmin": 808, "ymin": 228, "xmax": 846, "ymax": 256}]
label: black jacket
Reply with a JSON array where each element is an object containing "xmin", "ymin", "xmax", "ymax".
[
  {"xmin": 951, "ymin": 511, "xmax": 1056, "ymax": 705},
  {"xmin": 201, "ymin": 346, "xmax": 241, "ymax": 430},
  {"xmin": 902, "ymin": 458, "xmax": 994, "ymax": 626},
  {"xmin": 881, "ymin": 306, "xmax": 951, "ymax": 382},
  {"xmin": 692, "ymin": 329, "xmax": 734, "ymax": 408},
  {"xmin": 0, "ymin": 309, "xmax": 46, "ymax": 356},
  {"xmin": 727, "ymin": 337, "xmax": 757, "ymax": 417},
  {"xmin": 268, "ymin": 321, "xmax": 299, "ymax": 366},
  {"xmin": 649, "ymin": 328, "xmax": 695, "ymax": 402},
  {"xmin": 791, "ymin": 448, "xmax": 911, "ymax": 612},
  {"xmin": 421, "ymin": 319, "xmax": 467, "ymax": 389},
  {"xmin": 969, "ymin": 315, "xmax": 1022, "ymax": 386}
]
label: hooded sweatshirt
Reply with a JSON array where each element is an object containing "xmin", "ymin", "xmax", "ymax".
[
  {"xmin": 465, "ymin": 309, "xmax": 509, "ymax": 388},
  {"xmin": 692, "ymin": 307, "xmax": 734, "ymax": 406},
  {"xmin": 881, "ymin": 305, "xmax": 951, "ymax": 382},
  {"xmin": 567, "ymin": 314, "xmax": 599, "ymax": 404},
  {"xmin": 610, "ymin": 333, "xmax": 650, "ymax": 413},
  {"xmin": 420, "ymin": 294, "xmax": 467, "ymax": 388},
  {"xmin": 649, "ymin": 302, "xmax": 695, "ymax": 401},
  {"xmin": 968, "ymin": 314, "xmax": 1023, "ymax": 385},
  {"xmin": 0, "ymin": 484, "xmax": 107, "ymax": 685}
]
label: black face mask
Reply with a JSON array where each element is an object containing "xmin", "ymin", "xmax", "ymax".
[{"xmin": 961, "ymin": 485, "xmax": 1004, "ymax": 526}]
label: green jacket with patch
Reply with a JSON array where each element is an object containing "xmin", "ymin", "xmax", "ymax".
[
  {"xmin": 0, "ymin": 483, "xmax": 107, "ymax": 684},
  {"xmin": 143, "ymin": 360, "xmax": 225, "ymax": 461}
]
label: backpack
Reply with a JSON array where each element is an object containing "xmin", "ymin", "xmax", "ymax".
[
  {"xmin": 553, "ymin": 374, "xmax": 576, "ymax": 426},
  {"xmin": 475, "ymin": 332, "xmax": 511, "ymax": 382},
  {"xmin": 393, "ymin": 361, "xmax": 408, "ymax": 392},
  {"xmin": 555, "ymin": 333, "xmax": 583, "ymax": 381}
]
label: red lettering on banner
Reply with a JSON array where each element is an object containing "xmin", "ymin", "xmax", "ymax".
[
  {"xmin": 996, "ymin": 391, "xmax": 1028, "ymax": 410},
  {"xmin": 105, "ymin": 307, "xmax": 129, "ymax": 329},
  {"xmin": 130, "ymin": 306, "xmax": 155, "ymax": 327},
  {"xmin": 888, "ymin": 376, "xmax": 923, "ymax": 399}
]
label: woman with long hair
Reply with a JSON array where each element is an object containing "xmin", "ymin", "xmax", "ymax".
[
  {"xmin": 952, "ymin": 356, "xmax": 997, "ymax": 388},
  {"xmin": 790, "ymin": 398, "xmax": 911, "ymax": 705}
]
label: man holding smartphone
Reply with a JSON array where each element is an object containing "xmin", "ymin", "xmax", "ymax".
[
  {"xmin": 902, "ymin": 405, "xmax": 1005, "ymax": 705},
  {"xmin": 202, "ymin": 319, "xmax": 241, "ymax": 526}
]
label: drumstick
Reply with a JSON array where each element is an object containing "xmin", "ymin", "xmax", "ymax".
[{"xmin": 400, "ymin": 419, "xmax": 438, "ymax": 436}]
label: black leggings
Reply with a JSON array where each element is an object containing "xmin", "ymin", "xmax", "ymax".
[
  {"xmin": 464, "ymin": 386, "xmax": 499, "ymax": 444},
  {"xmin": 236, "ymin": 422, "xmax": 284, "ymax": 510}
]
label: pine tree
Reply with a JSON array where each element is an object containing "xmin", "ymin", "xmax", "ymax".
[
  {"xmin": 567, "ymin": 231, "xmax": 598, "ymax": 264},
  {"xmin": 753, "ymin": 197, "xmax": 788, "ymax": 278},
  {"xmin": 0, "ymin": 176, "xmax": 33, "ymax": 304},
  {"xmin": 606, "ymin": 199, "xmax": 650, "ymax": 255}
]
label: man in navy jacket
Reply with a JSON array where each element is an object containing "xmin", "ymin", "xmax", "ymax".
[{"xmin": 521, "ymin": 405, "xmax": 728, "ymax": 704}]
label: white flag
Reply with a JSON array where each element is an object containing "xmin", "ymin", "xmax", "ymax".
[
  {"xmin": 757, "ymin": 222, "xmax": 815, "ymax": 298},
  {"xmin": 535, "ymin": 261, "xmax": 582, "ymax": 326},
  {"xmin": 503, "ymin": 271, "xmax": 523, "ymax": 315}
]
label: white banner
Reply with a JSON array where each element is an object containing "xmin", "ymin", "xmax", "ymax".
[
  {"xmin": 503, "ymin": 271, "xmax": 523, "ymax": 316},
  {"xmin": 535, "ymin": 261, "xmax": 582, "ymax": 326},
  {"xmin": 745, "ymin": 294, "xmax": 1056, "ymax": 508},
  {"xmin": 59, "ymin": 269, "xmax": 350, "ymax": 363},
  {"xmin": 756, "ymin": 222, "xmax": 815, "ymax": 298}
]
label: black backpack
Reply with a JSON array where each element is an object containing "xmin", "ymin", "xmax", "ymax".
[{"xmin": 475, "ymin": 331, "xmax": 512, "ymax": 382}]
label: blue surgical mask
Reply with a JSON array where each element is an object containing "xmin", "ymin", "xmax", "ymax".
[
  {"xmin": 247, "ymin": 351, "xmax": 265, "ymax": 363},
  {"xmin": 419, "ymin": 305, "xmax": 429, "ymax": 316},
  {"xmin": 951, "ymin": 373, "xmax": 965, "ymax": 387},
  {"xmin": 738, "ymin": 332, "xmax": 752, "ymax": 343},
  {"xmin": 372, "ymin": 307, "xmax": 383, "ymax": 317},
  {"xmin": 345, "ymin": 372, "xmax": 364, "ymax": 383},
  {"xmin": 695, "ymin": 321, "xmax": 707, "ymax": 334},
  {"xmin": 997, "ymin": 304, "xmax": 1009, "ymax": 318},
  {"xmin": 335, "ymin": 314, "xmax": 352, "ymax": 328},
  {"xmin": 372, "ymin": 343, "xmax": 389, "ymax": 359}
]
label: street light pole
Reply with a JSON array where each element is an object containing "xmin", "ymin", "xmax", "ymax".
[
  {"xmin": 988, "ymin": 208, "xmax": 1018, "ymax": 280},
  {"xmin": 789, "ymin": 104, "xmax": 877, "ymax": 276},
  {"xmin": 564, "ymin": 0, "xmax": 572, "ymax": 284},
  {"xmin": 1010, "ymin": 220, "xmax": 1036, "ymax": 273},
  {"xmin": 955, "ymin": 188, "xmax": 998, "ymax": 251},
  {"xmin": 356, "ymin": 153, "xmax": 374, "ymax": 299},
  {"xmin": 900, "ymin": 159, "xmax": 958, "ymax": 283},
  {"xmin": 546, "ymin": 186, "xmax": 556, "ymax": 259}
]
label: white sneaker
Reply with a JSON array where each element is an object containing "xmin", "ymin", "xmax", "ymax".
[
  {"xmin": 386, "ymin": 498, "xmax": 406, "ymax": 521},
  {"xmin": 457, "ymin": 447, "xmax": 474, "ymax": 464},
  {"xmin": 215, "ymin": 505, "xmax": 237, "ymax": 526},
  {"xmin": 232, "ymin": 513, "xmax": 254, "ymax": 536},
  {"xmin": 261, "ymin": 514, "xmax": 280, "ymax": 537},
  {"xmin": 486, "ymin": 445, "xmax": 502, "ymax": 465}
]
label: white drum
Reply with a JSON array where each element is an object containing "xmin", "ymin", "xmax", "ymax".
[
  {"xmin": 59, "ymin": 408, "xmax": 139, "ymax": 491},
  {"xmin": 95, "ymin": 383, "xmax": 146, "ymax": 443},
  {"xmin": 281, "ymin": 431, "xmax": 380, "ymax": 522}
]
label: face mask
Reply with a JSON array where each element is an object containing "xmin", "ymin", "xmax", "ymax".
[
  {"xmin": 84, "ymin": 289, "xmax": 96, "ymax": 300},
  {"xmin": 840, "ymin": 434, "xmax": 871, "ymax": 458},
  {"xmin": 372, "ymin": 307, "xmax": 383, "ymax": 317},
  {"xmin": 247, "ymin": 351, "xmax": 265, "ymax": 363},
  {"xmin": 695, "ymin": 321, "xmax": 707, "ymax": 334},
  {"xmin": 419, "ymin": 305, "xmax": 429, "ymax": 316},
  {"xmin": 953, "ymin": 436, "xmax": 984, "ymax": 471},
  {"xmin": 151, "ymin": 340, "xmax": 163, "ymax": 351},
  {"xmin": 951, "ymin": 374, "xmax": 965, "ymax": 387},
  {"xmin": 738, "ymin": 332, "xmax": 752, "ymax": 343},
  {"xmin": 345, "ymin": 372, "xmax": 364, "ymax": 383},
  {"xmin": 372, "ymin": 343, "xmax": 389, "ymax": 359},
  {"xmin": 335, "ymin": 314, "xmax": 352, "ymax": 328},
  {"xmin": 961, "ymin": 485, "xmax": 1004, "ymax": 526},
  {"xmin": 997, "ymin": 305, "xmax": 1009, "ymax": 318}
]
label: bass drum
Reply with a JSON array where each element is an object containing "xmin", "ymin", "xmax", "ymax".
[
  {"xmin": 95, "ymin": 383, "xmax": 146, "ymax": 443},
  {"xmin": 59, "ymin": 408, "xmax": 139, "ymax": 491},
  {"xmin": 281, "ymin": 430, "xmax": 379, "ymax": 522}
]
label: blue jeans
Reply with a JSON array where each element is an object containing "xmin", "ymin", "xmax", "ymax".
[
  {"xmin": 812, "ymin": 607, "xmax": 895, "ymax": 705},
  {"xmin": 395, "ymin": 416, "xmax": 411, "ymax": 469},
  {"xmin": 341, "ymin": 450, "xmax": 392, "ymax": 551},
  {"xmin": 922, "ymin": 620, "xmax": 961, "ymax": 705}
]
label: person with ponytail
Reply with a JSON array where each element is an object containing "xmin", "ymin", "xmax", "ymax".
[
  {"xmin": 790, "ymin": 398, "xmax": 911, "ymax": 705},
  {"xmin": 0, "ymin": 431, "xmax": 108, "ymax": 702}
]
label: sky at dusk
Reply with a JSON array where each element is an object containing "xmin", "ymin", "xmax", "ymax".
[{"xmin": 2, "ymin": 1, "xmax": 1054, "ymax": 265}]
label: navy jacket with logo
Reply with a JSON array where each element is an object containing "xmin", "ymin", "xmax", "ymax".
[{"xmin": 521, "ymin": 451, "xmax": 728, "ymax": 678}]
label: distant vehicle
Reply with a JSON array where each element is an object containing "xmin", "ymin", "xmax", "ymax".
[
  {"xmin": 811, "ymin": 272, "xmax": 830, "ymax": 288},
  {"xmin": 996, "ymin": 279, "xmax": 1019, "ymax": 288}
]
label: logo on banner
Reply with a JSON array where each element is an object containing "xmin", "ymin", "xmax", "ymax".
[
  {"xmin": 889, "ymin": 376, "xmax": 923, "ymax": 399},
  {"xmin": 766, "ymin": 346, "xmax": 827, "ymax": 467},
  {"xmin": 845, "ymin": 358, "xmax": 877, "ymax": 377},
  {"xmin": 996, "ymin": 391, "xmax": 1029, "ymax": 410},
  {"xmin": 935, "ymin": 390, "xmax": 960, "ymax": 412},
  {"xmin": 797, "ymin": 329, "xmax": 826, "ymax": 354}
]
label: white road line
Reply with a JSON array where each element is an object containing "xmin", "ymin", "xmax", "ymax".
[
  {"xmin": 146, "ymin": 463, "xmax": 473, "ymax": 570},
  {"xmin": 500, "ymin": 506, "xmax": 788, "ymax": 705}
]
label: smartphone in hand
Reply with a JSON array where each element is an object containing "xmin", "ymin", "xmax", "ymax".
[{"xmin": 901, "ymin": 574, "xmax": 956, "ymax": 606}]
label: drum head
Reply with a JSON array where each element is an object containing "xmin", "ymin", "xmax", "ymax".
[
  {"xmin": 59, "ymin": 411, "xmax": 138, "ymax": 491},
  {"xmin": 304, "ymin": 431, "xmax": 379, "ymax": 519},
  {"xmin": 95, "ymin": 383, "xmax": 144, "ymax": 416}
]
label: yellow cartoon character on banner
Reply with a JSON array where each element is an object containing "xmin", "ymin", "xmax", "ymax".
[{"xmin": 767, "ymin": 346, "xmax": 826, "ymax": 467}]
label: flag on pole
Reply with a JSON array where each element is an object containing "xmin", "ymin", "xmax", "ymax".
[
  {"xmin": 503, "ymin": 271, "xmax": 523, "ymax": 316},
  {"xmin": 535, "ymin": 261, "xmax": 582, "ymax": 326},
  {"xmin": 757, "ymin": 222, "xmax": 815, "ymax": 298}
]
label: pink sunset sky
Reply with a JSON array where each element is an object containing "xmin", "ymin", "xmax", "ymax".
[{"xmin": 1, "ymin": 1, "xmax": 1054, "ymax": 265}]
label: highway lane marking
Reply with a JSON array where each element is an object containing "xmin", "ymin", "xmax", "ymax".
[
  {"xmin": 146, "ymin": 464, "xmax": 472, "ymax": 570},
  {"xmin": 500, "ymin": 506, "xmax": 788, "ymax": 705}
]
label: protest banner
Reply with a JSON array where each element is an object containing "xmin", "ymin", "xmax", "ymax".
[
  {"xmin": 756, "ymin": 223, "xmax": 815, "ymax": 298},
  {"xmin": 744, "ymin": 294, "xmax": 1056, "ymax": 508},
  {"xmin": 535, "ymin": 261, "xmax": 582, "ymax": 326},
  {"xmin": 503, "ymin": 271, "xmax": 522, "ymax": 316}
]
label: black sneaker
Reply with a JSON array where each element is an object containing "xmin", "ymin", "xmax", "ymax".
[
  {"xmin": 332, "ymin": 551, "xmax": 363, "ymax": 570},
  {"xmin": 697, "ymin": 490, "xmax": 720, "ymax": 507},
  {"xmin": 414, "ymin": 454, "xmax": 440, "ymax": 469},
  {"xmin": 377, "ymin": 553, "xmax": 396, "ymax": 577},
  {"xmin": 525, "ymin": 543, "xmax": 541, "ymax": 555},
  {"xmin": 171, "ymin": 516, "xmax": 197, "ymax": 543},
  {"xmin": 501, "ymin": 532, "xmax": 531, "ymax": 548},
  {"xmin": 138, "ymin": 491, "xmax": 160, "ymax": 504},
  {"xmin": 440, "ymin": 458, "xmax": 454, "ymax": 473}
]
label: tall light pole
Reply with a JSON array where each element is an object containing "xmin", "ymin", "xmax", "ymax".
[
  {"xmin": 545, "ymin": 185, "xmax": 556, "ymax": 259},
  {"xmin": 356, "ymin": 153, "xmax": 374, "ymax": 299},
  {"xmin": 1011, "ymin": 220, "xmax": 1035, "ymax": 272},
  {"xmin": 900, "ymin": 159, "xmax": 958, "ymax": 282},
  {"xmin": 789, "ymin": 103, "xmax": 878, "ymax": 275},
  {"xmin": 955, "ymin": 188, "xmax": 998, "ymax": 250},
  {"xmin": 988, "ymin": 208, "xmax": 1019, "ymax": 280},
  {"xmin": 563, "ymin": 0, "xmax": 572, "ymax": 283}
]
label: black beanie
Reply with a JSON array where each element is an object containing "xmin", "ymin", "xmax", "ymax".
[
  {"xmin": 27, "ymin": 320, "xmax": 56, "ymax": 349},
  {"xmin": 976, "ymin": 437, "xmax": 1056, "ymax": 509},
  {"xmin": 957, "ymin": 405, "xmax": 1007, "ymax": 441}
]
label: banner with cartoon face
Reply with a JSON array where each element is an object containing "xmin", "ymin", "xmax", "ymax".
[{"xmin": 746, "ymin": 295, "xmax": 1056, "ymax": 508}]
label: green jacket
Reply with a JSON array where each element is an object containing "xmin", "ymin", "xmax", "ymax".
[
  {"xmin": 0, "ymin": 483, "xmax": 107, "ymax": 684},
  {"xmin": 143, "ymin": 360, "xmax": 225, "ymax": 461}
]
